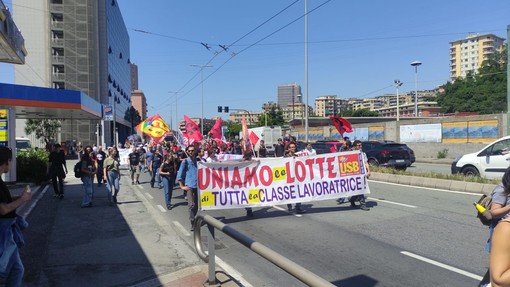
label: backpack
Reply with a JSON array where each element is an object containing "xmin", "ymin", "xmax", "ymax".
[
  {"xmin": 475, "ymin": 193, "xmax": 493, "ymax": 226},
  {"xmin": 74, "ymin": 161, "xmax": 82, "ymax": 178}
]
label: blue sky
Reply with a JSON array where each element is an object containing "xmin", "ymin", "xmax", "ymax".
[{"xmin": 1, "ymin": 1, "xmax": 509, "ymax": 127}]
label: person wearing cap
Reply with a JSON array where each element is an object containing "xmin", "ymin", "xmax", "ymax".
[
  {"xmin": 274, "ymin": 138, "xmax": 285, "ymax": 157},
  {"xmin": 48, "ymin": 143, "xmax": 67, "ymax": 198}
]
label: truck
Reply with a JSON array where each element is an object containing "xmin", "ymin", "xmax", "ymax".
[{"xmin": 240, "ymin": 126, "xmax": 282, "ymax": 156}]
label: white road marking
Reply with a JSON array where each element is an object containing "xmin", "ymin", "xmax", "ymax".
[
  {"xmin": 156, "ymin": 205, "xmax": 166, "ymax": 212},
  {"xmin": 271, "ymin": 205, "xmax": 303, "ymax": 217},
  {"xmin": 20, "ymin": 185, "xmax": 50, "ymax": 218},
  {"xmin": 371, "ymin": 198, "xmax": 417, "ymax": 208},
  {"xmin": 173, "ymin": 221, "xmax": 191, "ymax": 236},
  {"xmin": 144, "ymin": 193, "xmax": 153, "ymax": 200},
  {"xmin": 216, "ymin": 257, "xmax": 253, "ymax": 287},
  {"xmin": 401, "ymin": 251, "xmax": 482, "ymax": 281},
  {"xmin": 370, "ymin": 180, "xmax": 482, "ymax": 196},
  {"xmin": 138, "ymin": 185, "xmax": 144, "ymax": 190}
]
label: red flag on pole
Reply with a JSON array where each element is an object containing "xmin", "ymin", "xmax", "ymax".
[
  {"xmin": 209, "ymin": 118, "xmax": 222, "ymax": 140},
  {"xmin": 249, "ymin": 131, "xmax": 260, "ymax": 146},
  {"xmin": 329, "ymin": 116, "xmax": 353, "ymax": 136},
  {"xmin": 183, "ymin": 115, "xmax": 203, "ymax": 144},
  {"xmin": 241, "ymin": 116, "xmax": 252, "ymax": 151}
]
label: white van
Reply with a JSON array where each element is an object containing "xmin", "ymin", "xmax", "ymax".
[
  {"xmin": 15, "ymin": 138, "xmax": 32, "ymax": 152},
  {"xmin": 451, "ymin": 135, "xmax": 510, "ymax": 179}
]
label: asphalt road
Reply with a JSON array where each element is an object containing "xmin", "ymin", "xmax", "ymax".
[
  {"xmin": 135, "ymin": 171, "xmax": 488, "ymax": 287},
  {"xmin": 408, "ymin": 162, "xmax": 451, "ymax": 175}
]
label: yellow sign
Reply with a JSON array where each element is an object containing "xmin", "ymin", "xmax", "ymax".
[
  {"xmin": 247, "ymin": 189, "xmax": 261, "ymax": 204},
  {"xmin": 272, "ymin": 166, "xmax": 287, "ymax": 181},
  {"xmin": 200, "ymin": 191, "xmax": 214, "ymax": 207}
]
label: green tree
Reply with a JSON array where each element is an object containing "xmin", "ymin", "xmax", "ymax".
[
  {"xmin": 225, "ymin": 121, "xmax": 242, "ymax": 140},
  {"xmin": 338, "ymin": 109, "xmax": 379, "ymax": 117},
  {"xmin": 257, "ymin": 106, "xmax": 285, "ymax": 126},
  {"xmin": 437, "ymin": 48, "xmax": 507, "ymax": 114},
  {"xmin": 24, "ymin": 119, "xmax": 62, "ymax": 144},
  {"xmin": 124, "ymin": 106, "xmax": 142, "ymax": 134}
]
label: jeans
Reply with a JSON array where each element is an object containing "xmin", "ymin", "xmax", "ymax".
[
  {"xmin": 150, "ymin": 167, "xmax": 161, "ymax": 188},
  {"xmin": 187, "ymin": 188, "xmax": 198, "ymax": 224},
  {"xmin": 106, "ymin": 171, "xmax": 120, "ymax": 202},
  {"xmin": 4, "ymin": 248, "xmax": 24, "ymax": 287},
  {"xmin": 81, "ymin": 176, "xmax": 93, "ymax": 206},
  {"xmin": 162, "ymin": 175, "xmax": 175, "ymax": 207}
]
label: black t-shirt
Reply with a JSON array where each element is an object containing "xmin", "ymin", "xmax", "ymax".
[
  {"xmin": 151, "ymin": 153, "xmax": 163, "ymax": 168},
  {"xmin": 0, "ymin": 178, "xmax": 15, "ymax": 218},
  {"xmin": 275, "ymin": 144, "xmax": 285, "ymax": 157},
  {"xmin": 129, "ymin": 152, "xmax": 140, "ymax": 165},
  {"xmin": 49, "ymin": 150, "xmax": 66, "ymax": 170},
  {"xmin": 161, "ymin": 161, "xmax": 176, "ymax": 176}
]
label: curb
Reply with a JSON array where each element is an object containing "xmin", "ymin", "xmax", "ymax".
[{"xmin": 371, "ymin": 172, "xmax": 496, "ymax": 194}]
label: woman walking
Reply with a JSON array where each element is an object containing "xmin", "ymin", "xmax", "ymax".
[
  {"xmin": 103, "ymin": 147, "xmax": 121, "ymax": 205},
  {"xmin": 160, "ymin": 153, "xmax": 177, "ymax": 210}
]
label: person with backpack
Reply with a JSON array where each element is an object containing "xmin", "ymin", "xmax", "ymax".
[
  {"xmin": 103, "ymin": 147, "xmax": 121, "ymax": 205},
  {"xmin": 160, "ymin": 152, "xmax": 178, "ymax": 210},
  {"xmin": 47, "ymin": 143, "xmax": 67, "ymax": 198},
  {"xmin": 177, "ymin": 145, "xmax": 199, "ymax": 231},
  {"xmin": 79, "ymin": 146, "xmax": 96, "ymax": 208},
  {"xmin": 478, "ymin": 167, "xmax": 510, "ymax": 287}
]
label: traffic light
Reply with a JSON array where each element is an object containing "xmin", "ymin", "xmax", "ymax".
[
  {"xmin": 224, "ymin": 106, "xmax": 229, "ymax": 113},
  {"xmin": 218, "ymin": 106, "xmax": 222, "ymax": 112}
]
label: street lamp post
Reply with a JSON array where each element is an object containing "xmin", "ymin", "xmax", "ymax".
[
  {"xmin": 191, "ymin": 64, "xmax": 212, "ymax": 136},
  {"xmin": 410, "ymin": 60, "xmax": 422, "ymax": 117},
  {"xmin": 394, "ymin": 80, "xmax": 403, "ymax": 121},
  {"xmin": 304, "ymin": 0, "xmax": 309, "ymax": 142}
]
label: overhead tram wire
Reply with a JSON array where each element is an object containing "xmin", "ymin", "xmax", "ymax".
[
  {"xmin": 164, "ymin": 0, "xmax": 333, "ymax": 113},
  {"xmin": 153, "ymin": 0, "xmax": 303, "ymax": 109}
]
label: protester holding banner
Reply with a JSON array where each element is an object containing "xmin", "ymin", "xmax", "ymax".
[
  {"xmin": 348, "ymin": 140, "xmax": 370, "ymax": 211},
  {"xmin": 243, "ymin": 150, "xmax": 256, "ymax": 217},
  {"xmin": 257, "ymin": 140, "xmax": 267, "ymax": 158},
  {"xmin": 177, "ymin": 145, "xmax": 200, "ymax": 231},
  {"xmin": 285, "ymin": 142, "xmax": 306, "ymax": 214}
]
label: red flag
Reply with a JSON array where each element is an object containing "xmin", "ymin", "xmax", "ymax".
[
  {"xmin": 330, "ymin": 116, "xmax": 353, "ymax": 136},
  {"xmin": 183, "ymin": 115, "xmax": 203, "ymax": 144},
  {"xmin": 209, "ymin": 118, "xmax": 222, "ymax": 141},
  {"xmin": 241, "ymin": 116, "xmax": 252, "ymax": 151},
  {"xmin": 249, "ymin": 131, "xmax": 260, "ymax": 146}
]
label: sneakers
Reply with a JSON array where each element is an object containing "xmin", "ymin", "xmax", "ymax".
[
  {"xmin": 81, "ymin": 203, "xmax": 92, "ymax": 208},
  {"xmin": 337, "ymin": 198, "xmax": 346, "ymax": 204},
  {"xmin": 132, "ymin": 181, "xmax": 135, "ymax": 184},
  {"xmin": 167, "ymin": 204, "xmax": 173, "ymax": 210},
  {"xmin": 360, "ymin": 205, "xmax": 370, "ymax": 211},
  {"xmin": 136, "ymin": 180, "xmax": 140, "ymax": 184},
  {"xmin": 295, "ymin": 208, "xmax": 306, "ymax": 214}
]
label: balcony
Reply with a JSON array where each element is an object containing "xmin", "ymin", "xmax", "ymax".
[{"xmin": 52, "ymin": 73, "xmax": 65, "ymax": 81}]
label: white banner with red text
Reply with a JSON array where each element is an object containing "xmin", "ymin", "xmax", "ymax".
[{"xmin": 198, "ymin": 151, "xmax": 370, "ymax": 210}]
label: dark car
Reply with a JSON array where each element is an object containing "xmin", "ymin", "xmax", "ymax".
[{"xmin": 361, "ymin": 141, "xmax": 412, "ymax": 170}]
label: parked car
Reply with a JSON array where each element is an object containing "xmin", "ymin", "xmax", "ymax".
[
  {"xmin": 451, "ymin": 135, "xmax": 510, "ymax": 179},
  {"xmin": 361, "ymin": 141, "xmax": 412, "ymax": 170},
  {"xmin": 16, "ymin": 138, "xmax": 32, "ymax": 152},
  {"xmin": 314, "ymin": 140, "xmax": 344, "ymax": 153}
]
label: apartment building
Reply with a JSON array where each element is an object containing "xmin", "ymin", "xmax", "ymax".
[
  {"xmin": 277, "ymin": 83, "xmax": 301, "ymax": 109},
  {"xmin": 449, "ymin": 33, "xmax": 506, "ymax": 80}
]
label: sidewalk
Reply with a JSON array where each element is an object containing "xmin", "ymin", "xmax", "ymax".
[{"xmin": 17, "ymin": 161, "xmax": 244, "ymax": 287}]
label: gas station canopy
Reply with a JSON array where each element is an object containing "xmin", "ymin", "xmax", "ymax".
[{"xmin": 0, "ymin": 83, "xmax": 102, "ymax": 120}]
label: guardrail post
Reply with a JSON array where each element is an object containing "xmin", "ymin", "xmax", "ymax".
[{"xmin": 207, "ymin": 223, "xmax": 216, "ymax": 285}]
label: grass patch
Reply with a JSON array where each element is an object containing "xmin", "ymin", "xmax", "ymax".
[{"xmin": 370, "ymin": 166, "xmax": 499, "ymax": 184}]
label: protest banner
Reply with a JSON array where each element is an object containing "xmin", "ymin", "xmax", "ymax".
[{"xmin": 198, "ymin": 151, "xmax": 370, "ymax": 210}]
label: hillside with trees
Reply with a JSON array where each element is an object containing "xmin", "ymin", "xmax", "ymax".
[{"xmin": 437, "ymin": 48, "xmax": 507, "ymax": 114}]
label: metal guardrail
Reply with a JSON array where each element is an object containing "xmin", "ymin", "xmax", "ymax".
[{"xmin": 193, "ymin": 213, "xmax": 335, "ymax": 287}]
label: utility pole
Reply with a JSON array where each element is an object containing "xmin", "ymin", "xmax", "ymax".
[{"xmin": 190, "ymin": 64, "xmax": 212, "ymax": 136}]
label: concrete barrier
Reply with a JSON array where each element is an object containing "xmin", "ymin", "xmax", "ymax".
[{"xmin": 371, "ymin": 172, "xmax": 497, "ymax": 194}]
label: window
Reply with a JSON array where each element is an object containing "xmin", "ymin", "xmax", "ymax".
[
  {"xmin": 53, "ymin": 82, "xmax": 65, "ymax": 89},
  {"xmin": 51, "ymin": 0, "xmax": 63, "ymax": 4}
]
